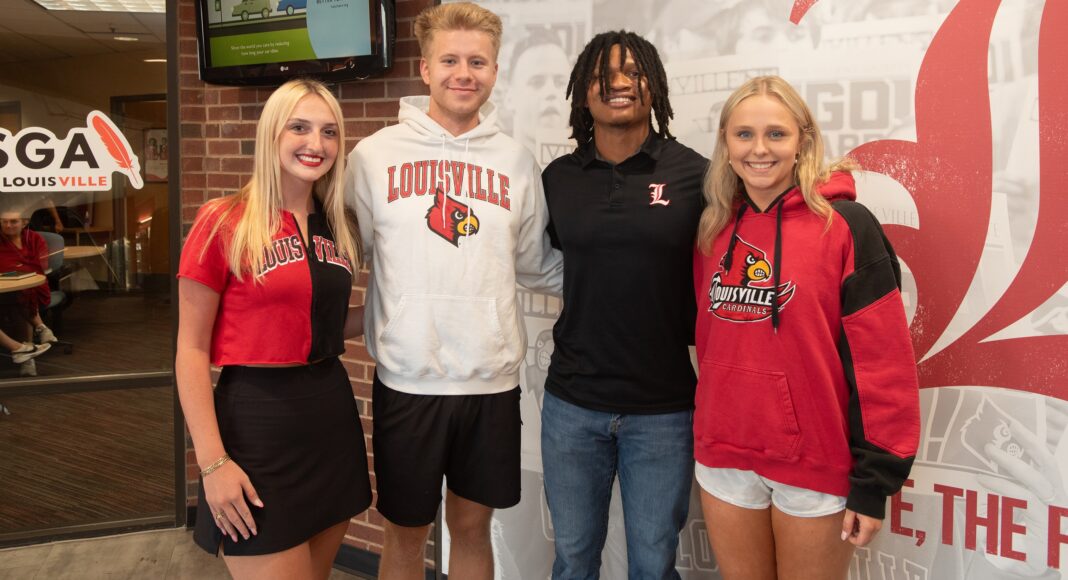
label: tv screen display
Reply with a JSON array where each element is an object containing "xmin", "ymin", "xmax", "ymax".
[{"xmin": 196, "ymin": 0, "xmax": 394, "ymax": 86}]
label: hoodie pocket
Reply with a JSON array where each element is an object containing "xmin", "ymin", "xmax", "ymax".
[
  {"xmin": 377, "ymin": 293, "xmax": 512, "ymax": 379},
  {"xmin": 695, "ymin": 360, "xmax": 801, "ymax": 461}
]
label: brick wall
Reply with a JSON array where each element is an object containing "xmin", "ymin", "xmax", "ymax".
[{"xmin": 176, "ymin": 0, "xmax": 433, "ymax": 557}]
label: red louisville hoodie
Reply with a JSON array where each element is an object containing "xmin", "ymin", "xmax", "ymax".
[{"xmin": 693, "ymin": 171, "xmax": 919, "ymax": 519}]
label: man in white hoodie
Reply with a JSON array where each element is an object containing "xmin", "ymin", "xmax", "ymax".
[{"xmin": 344, "ymin": 3, "xmax": 562, "ymax": 579}]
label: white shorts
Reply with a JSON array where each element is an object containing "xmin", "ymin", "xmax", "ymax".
[{"xmin": 695, "ymin": 464, "xmax": 846, "ymax": 518}]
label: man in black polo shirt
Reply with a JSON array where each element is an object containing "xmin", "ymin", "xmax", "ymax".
[{"xmin": 540, "ymin": 31, "xmax": 707, "ymax": 579}]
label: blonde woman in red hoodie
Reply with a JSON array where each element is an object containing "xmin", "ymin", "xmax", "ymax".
[{"xmin": 692, "ymin": 75, "xmax": 920, "ymax": 579}]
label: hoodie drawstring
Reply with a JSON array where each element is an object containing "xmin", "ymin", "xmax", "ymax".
[
  {"xmin": 725, "ymin": 194, "xmax": 786, "ymax": 333},
  {"xmin": 438, "ymin": 135, "xmax": 474, "ymax": 247},
  {"xmin": 771, "ymin": 196, "xmax": 785, "ymax": 333},
  {"xmin": 463, "ymin": 138, "xmax": 471, "ymax": 242},
  {"xmin": 721, "ymin": 204, "xmax": 748, "ymax": 273},
  {"xmin": 439, "ymin": 137, "xmax": 448, "ymax": 227}
]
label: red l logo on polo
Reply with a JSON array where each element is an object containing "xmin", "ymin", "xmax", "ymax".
[{"xmin": 648, "ymin": 183, "xmax": 670, "ymax": 206}]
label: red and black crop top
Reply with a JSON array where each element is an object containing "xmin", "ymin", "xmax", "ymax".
[{"xmin": 177, "ymin": 202, "xmax": 353, "ymax": 366}]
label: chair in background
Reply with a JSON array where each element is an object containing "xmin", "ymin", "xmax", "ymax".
[{"xmin": 37, "ymin": 231, "xmax": 74, "ymax": 354}]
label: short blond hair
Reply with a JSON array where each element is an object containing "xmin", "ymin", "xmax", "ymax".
[{"xmin": 414, "ymin": 2, "xmax": 503, "ymax": 59}]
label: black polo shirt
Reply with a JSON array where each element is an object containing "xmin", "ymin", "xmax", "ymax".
[{"xmin": 542, "ymin": 133, "xmax": 708, "ymax": 414}]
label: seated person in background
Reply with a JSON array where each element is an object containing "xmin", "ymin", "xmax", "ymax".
[
  {"xmin": 0, "ymin": 211, "xmax": 60, "ymax": 346},
  {"xmin": 0, "ymin": 326, "xmax": 50, "ymax": 369},
  {"xmin": 26, "ymin": 199, "xmax": 66, "ymax": 234}
]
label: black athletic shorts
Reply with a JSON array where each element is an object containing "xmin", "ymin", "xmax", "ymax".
[{"xmin": 371, "ymin": 372, "xmax": 521, "ymax": 527}]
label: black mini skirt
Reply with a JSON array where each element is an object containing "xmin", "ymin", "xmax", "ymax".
[{"xmin": 193, "ymin": 357, "xmax": 372, "ymax": 556}]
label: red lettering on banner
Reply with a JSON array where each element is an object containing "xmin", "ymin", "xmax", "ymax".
[
  {"xmin": 964, "ymin": 490, "xmax": 999, "ymax": 554},
  {"xmin": 1001, "ymin": 496, "xmax": 1028, "ymax": 562},
  {"xmin": 933, "ymin": 484, "xmax": 964, "ymax": 545},
  {"xmin": 890, "ymin": 479, "xmax": 925, "ymax": 546},
  {"xmin": 1049, "ymin": 506, "xmax": 1068, "ymax": 568},
  {"xmin": 922, "ymin": 481, "xmax": 1057, "ymax": 563}
]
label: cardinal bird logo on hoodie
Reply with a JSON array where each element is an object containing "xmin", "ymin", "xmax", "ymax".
[
  {"xmin": 426, "ymin": 188, "xmax": 480, "ymax": 246},
  {"xmin": 708, "ymin": 236, "xmax": 795, "ymax": 323}
]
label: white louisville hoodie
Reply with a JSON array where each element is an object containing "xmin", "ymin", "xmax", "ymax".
[{"xmin": 345, "ymin": 96, "xmax": 563, "ymax": 395}]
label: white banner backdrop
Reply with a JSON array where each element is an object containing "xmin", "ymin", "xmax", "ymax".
[{"xmin": 439, "ymin": 0, "xmax": 1066, "ymax": 578}]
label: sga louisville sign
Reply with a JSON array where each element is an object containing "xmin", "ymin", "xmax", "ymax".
[{"xmin": 0, "ymin": 111, "xmax": 144, "ymax": 192}]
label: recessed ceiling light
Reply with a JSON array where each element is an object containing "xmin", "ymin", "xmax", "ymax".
[
  {"xmin": 114, "ymin": 36, "xmax": 140, "ymax": 42},
  {"xmin": 32, "ymin": 0, "xmax": 164, "ymax": 13}
]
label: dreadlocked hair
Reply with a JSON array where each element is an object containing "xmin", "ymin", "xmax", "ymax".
[{"xmin": 566, "ymin": 31, "xmax": 673, "ymax": 145}]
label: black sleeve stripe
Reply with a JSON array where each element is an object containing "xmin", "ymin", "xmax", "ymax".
[
  {"xmin": 833, "ymin": 200, "xmax": 903, "ymax": 317},
  {"xmin": 834, "ymin": 200, "xmax": 916, "ymax": 519},
  {"xmin": 839, "ymin": 329, "xmax": 917, "ymax": 519}
]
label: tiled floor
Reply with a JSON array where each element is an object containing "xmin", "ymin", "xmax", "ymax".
[{"xmin": 0, "ymin": 528, "xmax": 367, "ymax": 579}]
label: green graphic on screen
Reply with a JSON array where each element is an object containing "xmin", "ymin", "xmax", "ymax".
[{"xmin": 208, "ymin": 0, "xmax": 371, "ymax": 67}]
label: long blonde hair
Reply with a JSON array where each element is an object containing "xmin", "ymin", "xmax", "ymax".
[
  {"xmin": 696, "ymin": 75, "xmax": 852, "ymax": 254},
  {"xmin": 198, "ymin": 78, "xmax": 361, "ymax": 280}
]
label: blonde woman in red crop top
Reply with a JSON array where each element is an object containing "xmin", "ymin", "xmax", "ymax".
[{"xmin": 176, "ymin": 79, "xmax": 371, "ymax": 579}]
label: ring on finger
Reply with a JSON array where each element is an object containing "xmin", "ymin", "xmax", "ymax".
[{"xmin": 215, "ymin": 512, "xmax": 225, "ymax": 521}]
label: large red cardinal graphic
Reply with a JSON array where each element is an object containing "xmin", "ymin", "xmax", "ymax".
[{"xmin": 793, "ymin": 0, "xmax": 1068, "ymax": 398}]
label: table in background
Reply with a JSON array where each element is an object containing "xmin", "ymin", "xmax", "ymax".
[
  {"xmin": 0, "ymin": 274, "xmax": 46, "ymax": 294},
  {"xmin": 63, "ymin": 246, "xmax": 106, "ymax": 260}
]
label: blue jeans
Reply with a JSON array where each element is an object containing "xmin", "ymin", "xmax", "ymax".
[{"xmin": 541, "ymin": 390, "xmax": 693, "ymax": 580}]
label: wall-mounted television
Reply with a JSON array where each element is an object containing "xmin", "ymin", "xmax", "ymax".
[{"xmin": 196, "ymin": 0, "xmax": 394, "ymax": 86}]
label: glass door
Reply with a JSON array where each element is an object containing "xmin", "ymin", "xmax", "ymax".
[{"xmin": 0, "ymin": 2, "xmax": 179, "ymax": 545}]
